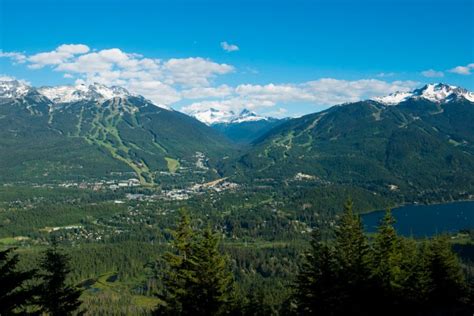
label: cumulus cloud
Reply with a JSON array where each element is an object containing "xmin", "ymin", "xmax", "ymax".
[
  {"xmin": 182, "ymin": 79, "xmax": 419, "ymax": 114},
  {"xmin": 449, "ymin": 63, "xmax": 474, "ymax": 75},
  {"xmin": 163, "ymin": 57, "xmax": 234, "ymax": 86},
  {"xmin": 181, "ymin": 85, "xmax": 233, "ymax": 99},
  {"xmin": 421, "ymin": 69, "xmax": 444, "ymax": 78},
  {"xmin": 28, "ymin": 44, "xmax": 90, "ymax": 69},
  {"xmin": 0, "ymin": 51, "xmax": 27, "ymax": 64},
  {"xmin": 221, "ymin": 41, "xmax": 239, "ymax": 52},
  {"xmin": 1, "ymin": 44, "xmax": 420, "ymax": 115},
  {"xmin": 303, "ymin": 78, "xmax": 418, "ymax": 105},
  {"xmin": 1, "ymin": 44, "xmax": 235, "ymax": 105}
]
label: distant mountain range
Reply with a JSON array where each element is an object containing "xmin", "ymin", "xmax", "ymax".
[
  {"xmin": 0, "ymin": 81, "xmax": 233, "ymax": 185},
  {"xmin": 188, "ymin": 108, "xmax": 270, "ymax": 125},
  {"xmin": 230, "ymin": 83, "xmax": 474, "ymax": 203},
  {"xmin": 1, "ymin": 80, "xmax": 473, "ymax": 204},
  {"xmin": 188, "ymin": 108, "xmax": 285, "ymax": 144}
]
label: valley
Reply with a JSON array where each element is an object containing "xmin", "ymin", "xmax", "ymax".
[{"xmin": 1, "ymin": 81, "xmax": 473, "ymax": 314}]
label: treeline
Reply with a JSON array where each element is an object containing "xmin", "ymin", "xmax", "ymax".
[
  {"xmin": 1, "ymin": 201, "xmax": 472, "ymax": 315},
  {"xmin": 292, "ymin": 201, "xmax": 472, "ymax": 315}
]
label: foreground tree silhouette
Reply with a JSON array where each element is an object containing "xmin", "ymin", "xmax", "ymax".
[
  {"xmin": 0, "ymin": 248, "xmax": 37, "ymax": 314},
  {"xmin": 425, "ymin": 235, "xmax": 470, "ymax": 313},
  {"xmin": 294, "ymin": 200, "xmax": 373, "ymax": 315},
  {"xmin": 293, "ymin": 231, "xmax": 339, "ymax": 315},
  {"xmin": 370, "ymin": 210, "xmax": 404, "ymax": 308},
  {"xmin": 37, "ymin": 243, "xmax": 83, "ymax": 315},
  {"xmin": 293, "ymin": 201, "xmax": 472, "ymax": 315},
  {"xmin": 155, "ymin": 211, "xmax": 235, "ymax": 315},
  {"xmin": 332, "ymin": 199, "xmax": 372, "ymax": 314}
]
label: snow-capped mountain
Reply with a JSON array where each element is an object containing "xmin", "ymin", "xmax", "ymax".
[
  {"xmin": 232, "ymin": 109, "xmax": 269, "ymax": 123},
  {"xmin": 191, "ymin": 108, "xmax": 237, "ymax": 125},
  {"xmin": 373, "ymin": 83, "xmax": 474, "ymax": 105},
  {"xmin": 0, "ymin": 79, "xmax": 170, "ymax": 109},
  {"xmin": 38, "ymin": 83, "xmax": 133, "ymax": 104},
  {"xmin": 0, "ymin": 80, "xmax": 31, "ymax": 99},
  {"xmin": 189, "ymin": 108, "xmax": 269, "ymax": 125}
]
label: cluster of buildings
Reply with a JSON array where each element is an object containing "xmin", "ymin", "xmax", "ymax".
[
  {"xmin": 58, "ymin": 178, "xmax": 141, "ymax": 190},
  {"xmin": 125, "ymin": 178, "xmax": 240, "ymax": 202}
]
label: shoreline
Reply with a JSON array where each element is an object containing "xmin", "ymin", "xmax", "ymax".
[{"xmin": 359, "ymin": 197, "xmax": 474, "ymax": 215}]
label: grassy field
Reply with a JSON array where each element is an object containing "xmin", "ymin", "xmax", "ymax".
[{"xmin": 165, "ymin": 157, "xmax": 180, "ymax": 173}]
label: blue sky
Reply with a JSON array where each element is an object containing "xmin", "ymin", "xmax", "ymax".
[{"xmin": 1, "ymin": 0, "xmax": 473, "ymax": 116}]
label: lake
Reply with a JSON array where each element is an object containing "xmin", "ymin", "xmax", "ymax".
[{"xmin": 362, "ymin": 201, "xmax": 474, "ymax": 237}]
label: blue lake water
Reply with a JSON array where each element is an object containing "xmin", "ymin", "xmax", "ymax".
[{"xmin": 362, "ymin": 201, "xmax": 474, "ymax": 237}]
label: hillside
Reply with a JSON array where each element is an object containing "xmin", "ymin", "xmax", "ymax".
[
  {"xmin": 0, "ymin": 81, "xmax": 234, "ymax": 185},
  {"xmin": 229, "ymin": 84, "xmax": 474, "ymax": 203}
]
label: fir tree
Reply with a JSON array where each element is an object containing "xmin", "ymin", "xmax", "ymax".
[
  {"xmin": 37, "ymin": 242, "xmax": 83, "ymax": 316},
  {"xmin": 425, "ymin": 235, "xmax": 470, "ymax": 311},
  {"xmin": 0, "ymin": 248, "xmax": 38, "ymax": 315},
  {"xmin": 371, "ymin": 209, "xmax": 404, "ymax": 305},
  {"xmin": 156, "ymin": 212, "xmax": 235, "ymax": 315},
  {"xmin": 155, "ymin": 210, "xmax": 197, "ymax": 315},
  {"xmin": 184, "ymin": 227, "xmax": 235, "ymax": 315},
  {"xmin": 332, "ymin": 199, "xmax": 372, "ymax": 314},
  {"xmin": 398, "ymin": 239, "xmax": 431, "ymax": 311},
  {"xmin": 293, "ymin": 230, "xmax": 340, "ymax": 316}
]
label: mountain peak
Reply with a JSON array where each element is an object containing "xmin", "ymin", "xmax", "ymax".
[
  {"xmin": 0, "ymin": 79, "xmax": 31, "ymax": 99},
  {"xmin": 37, "ymin": 82, "xmax": 133, "ymax": 104},
  {"xmin": 189, "ymin": 108, "xmax": 269, "ymax": 125},
  {"xmin": 373, "ymin": 83, "xmax": 474, "ymax": 105}
]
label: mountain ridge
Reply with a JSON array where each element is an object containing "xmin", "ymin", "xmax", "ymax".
[
  {"xmin": 0, "ymin": 80, "xmax": 235, "ymax": 186},
  {"xmin": 373, "ymin": 83, "xmax": 474, "ymax": 105},
  {"xmin": 228, "ymin": 83, "xmax": 474, "ymax": 204}
]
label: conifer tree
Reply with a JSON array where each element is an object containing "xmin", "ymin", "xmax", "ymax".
[
  {"xmin": 0, "ymin": 248, "xmax": 38, "ymax": 315},
  {"xmin": 371, "ymin": 209, "xmax": 403, "ymax": 303},
  {"xmin": 184, "ymin": 227, "xmax": 235, "ymax": 315},
  {"xmin": 293, "ymin": 230, "xmax": 340, "ymax": 315},
  {"xmin": 332, "ymin": 199, "xmax": 372, "ymax": 314},
  {"xmin": 156, "ymin": 212, "xmax": 235, "ymax": 315},
  {"xmin": 155, "ymin": 210, "xmax": 196, "ymax": 315},
  {"xmin": 398, "ymin": 238, "xmax": 431, "ymax": 311},
  {"xmin": 424, "ymin": 235, "xmax": 469, "ymax": 311},
  {"xmin": 37, "ymin": 242, "xmax": 83, "ymax": 316}
]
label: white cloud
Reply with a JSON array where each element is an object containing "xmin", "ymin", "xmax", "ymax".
[
  {"xmin": 376, "ymin": 72, "xmax": 395, "ymax": 78},
  {"xmin": 449, "ymin": 63, "xmax": 474, "ymax": 75},
  {"xmin": 181, "ymin": 85, "xmax": 233, "ymax": 99},
  {"xmin": 0, "ymin": 51, "xmax": 27, "ymax": 64},
  {"xmin": 127, "ymin": 80, "xmax": 181, "ymax": 105},
  {"xmin": 303, "ymin": 78, "xmax": 418, "ymax": 105},
  {"xmin": 235, "ymin": 83, "xmax": 315, "ymax": 103},
  {"xmin": 220, "ymin": 41, "xmax": 239, "ymax": 52},
  {"xmin": 2, "ymin": 44, "xmax": 421, "ymax": 116},
  {"xmin": 2, "ymin": 44, "xmax": 236, "ymax": 105},
  {"xmin": 28, "ymin": 44, "xmax": 90, "ymax": 69},
  {"xmin": 163, "ymin": 57, "xmax": 234, "ymax": 86},
  {"xmin": 421, "ymin": 69, "xmax": 444, "ymax": 78},
  {"xmin": 182, "ymin": 79, "xmax": 419, "ymax": 114},
  {"xmin": 56, "ymin": 44, "xmax": 90, "ymax": 54}
]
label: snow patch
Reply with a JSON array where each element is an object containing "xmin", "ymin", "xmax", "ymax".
[
  {"xmin": 0, "ymin": 80, "xmax": 31, "ymax": 99},
  {"xmin": 38, "ymin": 83, "xmax": 132, "ymax": 104},
  {"xmin": 189, "ymin": 108, "xmax": 269, "ymax": 125},
  {"xmin": 373, "ymin": 83, "xmax": 474, "ymax": 105}
]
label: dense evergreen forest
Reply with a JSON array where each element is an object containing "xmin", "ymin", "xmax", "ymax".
[{"xmin": 1, "ymin": 201, "xmax": 472, "ymax": 315}]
